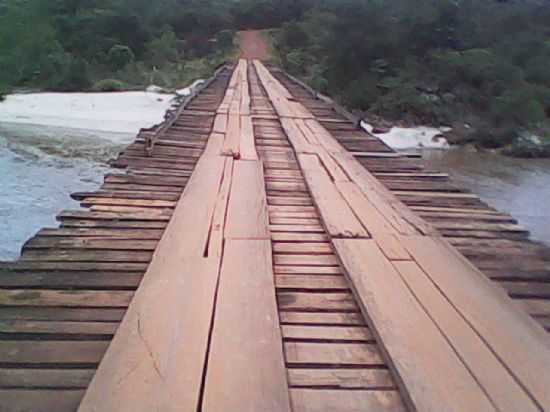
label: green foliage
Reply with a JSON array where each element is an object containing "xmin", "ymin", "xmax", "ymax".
[
  {"xmin": 107, "ymin": 45, "xmax": 135, "ymax": 71},
  {"xmin": 274, "ymin": 0, "xmax": 550, "ymax": 149},
  {"xmin": 2, "ymin": 0, "xmax": 549, "ymax": 152},
  {"xmin": 0, "ymin": 85, "xmax": 7, "ymax": 102},
  {"xmin": 91, "ymin": 79, "xmax": 127, "ymax": 92},
  {"xmin": 146, "ymin": 29, "xmax": 180, "ymax": 67},
  {"xmin": 216, "ymin": 30, "xmax": 235, "ymax": 50},
  {"xmin": 0, "ymin": 0, "xmax": 239, "ymax": 92}
]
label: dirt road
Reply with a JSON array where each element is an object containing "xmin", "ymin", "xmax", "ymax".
[{"xmin": 239, "ymin": 30, "xmax": 271, "ymax": 60}]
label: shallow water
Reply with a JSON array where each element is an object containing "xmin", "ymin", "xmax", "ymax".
[
  {"xmin": 422, "ymin": 148, "xmax": 550, "ymax": 246},
  {"xmin": 0, "ymin": 125, "xmax": 125, "ymax": 260},
  {"xmin": 0, "ymin": 91, "xmax": 176, "ymax": 260}
]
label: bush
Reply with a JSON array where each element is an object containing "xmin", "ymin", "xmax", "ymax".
[
  {"xmin": 107, "ymin": 45, "xmax": 135, "ymax": 71},
  {"xmin": 473, "ymin": 126, "xmax": 518, "ymax": 149},
  {"xmin": 491, "ymin": 88, "xmax": 546, "ymax": 127},
  {"xmin": 146, "ymin": 29, "xmax": 180, "ymax": 67},
  {"xmin": 216, "ymin": 30, "xmax": 234, "ymax": 51},
  {"xmin": 91, "ymin": 79, "xmax": 127, "ymax": 92},
  {"xmin": 42, "ymin": 55, "xmax": 92, "ymax": 91}
]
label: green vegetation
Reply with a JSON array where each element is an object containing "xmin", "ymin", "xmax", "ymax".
[
  {"xmin": 0, "ymin": 0, "xmax": 240, "ymax": 92},
  {"xmin": 272, "ymin": 0, "xmax": 550, "ymax": 154},
  {"xmin": 1, "ymin": 0, "xmax": 549, "ymax": 154}
]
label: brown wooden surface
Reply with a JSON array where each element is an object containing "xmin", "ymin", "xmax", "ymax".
[
  {"xmin": 334, "ymin": 238, "xmax": 496, "ymax": 412},
  {"xmin": 0, "ymin": 64, "xmax": 232, "ymax": 411},
  {"xmin": 256, "ymin": 60, "xmax": 550, "ymax": 412},
  {"xmin": 4, "ymin": 55, "xmax": 548, "ymax": 412},
  {"xmin": 203, "ymin": 239, "xmax": 291, "ymax": 412}
]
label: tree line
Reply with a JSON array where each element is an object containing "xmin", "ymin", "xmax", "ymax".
[
  {"xmin": 1, "ymin": 0, "xmax": 549, "ymax": 154},
  {"xmin": 273, "ymin": 0, "xmax": 550, "ymax": 154}
]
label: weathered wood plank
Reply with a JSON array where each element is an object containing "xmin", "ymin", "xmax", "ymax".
[
  {"xmin": 289, "ymin": 389, "xmax": 405, "ymax": 412},
  {"xmin": 287, "ymin": 369, "xmax": 394, "ymax": 389},
  {"xmin": 78, "ymin": 155, "xmax": 229, "ymax": 412},
  {"xmin": 203, "ymin": 239, "xmax": 291, "ymax": 412},
  {"xmin": 0, "ymin": 389, "xmax": 85, "ymax": 412},
  {"xmin": 225, "ymin": 160, "xmax": 269, "ymax": 239},
  {"xmin": 284, "ymin": 342, "xmax": 384, "ymax": 367},
  {"xmin": 298, "ymin": 154, "xmax": 368, "ymax": 238},
  {"xmin": 333, "ymin": 239, "xmax": 496, "ymax": 412},
  {"xmin": 401, "ymin": 236, "xmax": 550, "ymax": 409}
]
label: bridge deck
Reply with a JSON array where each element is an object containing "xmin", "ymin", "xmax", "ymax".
[{"xmin": 1, "ymin": 60, "xmax": 549, "ymax": 412}]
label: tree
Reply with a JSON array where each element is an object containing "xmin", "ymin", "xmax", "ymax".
[{"xmin": 108, "ymin": 45, "xmax": 135, "ymax": 70}]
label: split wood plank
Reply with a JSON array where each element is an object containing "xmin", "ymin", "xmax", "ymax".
[
  {"xmin": 333, "ymin": 238, "xmax": 497, "ymax": 412},
  {"xmin": 335, "ymin": 181, "xmax": 397, "ymax": 236},
  {"xmin": 333, "ymin": 151, "xmax": 435, "ymax": 236},
  {"xmin": 298, "ymin": 154, "xmax": 368, "ymax": 238},
  {"xmin": 78, "ymin": 154, "xmax": 230, "ymax": 412},
  {"xmin": 225, "ymin": 160, "xmax": 269, "ymax": 239},
  {"xmin": 202, "ymin": 239, "xmax": 291, "ymax": 412},
  {"xmin": 401, "ymin": 236, "xmax": 550, "ymax": 410},
  {"xmin": 391, "ymin": 259, "xmax": 538, "ymax": 412},
  {"xmin": 240, "ymin": 115, "xmax": 258, "ymax": 160},
  {"xmin": 222, "ymin": 114, "xmax": 240, "ymax": 157}
]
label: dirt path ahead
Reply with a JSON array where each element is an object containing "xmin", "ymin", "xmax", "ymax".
[{"xmin": 239, "ymin": 30, "xmax": 271, "ymax": 60}]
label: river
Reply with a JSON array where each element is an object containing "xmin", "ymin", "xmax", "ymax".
[
  {"xmin": 1, "ymin": 98, "xmax": 549, "ymax": 260},
  {"xmin": 422, "ymin": 148, "xmax": 550, "ymax": 246},
  {"xmin": 0, "ymin": 91, "xmax": 175, "ymax": 260}
]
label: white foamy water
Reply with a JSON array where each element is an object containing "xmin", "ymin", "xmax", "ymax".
[
  {"xmin": 0, "ymin": 91, "xmax": 176, "ymax": 260},
  {"xmin": 361, "ymin": 121, "xmax": 450, "ymax": 149},
  {"xmin": 0, "ymin": 91, "xmax": 175, "ymax": 135}
]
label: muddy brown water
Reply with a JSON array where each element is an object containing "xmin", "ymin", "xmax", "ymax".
[{"xmin": 422, "ymin": 148, "xmax": 550, "ymax": 246}]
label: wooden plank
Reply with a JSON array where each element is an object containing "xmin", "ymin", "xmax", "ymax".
[
  {"xmin": 0, "ymin": 341, "xmax": 108, "ymax": 364},
  {"xmin": 375, "ymin": 234, "xmax": 411, "ymax": 261},
  {"xmin": 240, "ymin": 115, "xmax": 258, "ymax": 160},
  {"xmin": 271, "ymin": 232, "xmax": 329, "ymax": 243},
  {"xmin": 203, "ymin": 239, "xmax": 291, "ymax": 412},
  {"xmin": 222, "ymin": 114, "xmax": 240, "ymax": 157},
  {"xmin": 401, "ymin": 236, "xmax": 550, "ymax": 409},
  {"xmin": 287, "ymin": 368, "xmax": 394, "ymax": 389},
  {"xmin": 334, "ymin": 151, "xmax": 436, "ymax": 235},
  {"xmin": 279, "ymin": 312, "xmax": 364, "ymax": 326},
  {"xmin": 0, "ymin": 307, "xmax": 124, "ymax": 322},
  {"xmin": 0, "ymin": 389, "xmax": 85, "ymax": 412},
  {"xmin": 0, "ymin": 290, "xmax": 132, "ymax": 307},
  {"xmin": 282, "ymin": 325, "xmax": 371, "ymax": 342},
  {"xmin": 225, "ymin": 160, "xmax": 269, "ymax": 239},
  {"xmin": 78, "ymin": 155, "xmax": 229, "ymax": 412},
  {"xmin": 335, "ymin": 181, "xmax": 397, "ymax": 236},
  {"xmin": 0, "ymin": 320, "xmax": 117, "ymax": 336},
  {"xmin": 212, "ymin": 113, "xmax": 228, "ymax": 133},
  {"xmin": 275, "ymin": 275, "xmax": 348, "ymax": 291},
  {"xmin": 298, "ymin": 154, "xmax": 368, "ymax": 238},
  {"xmin": 274, "ymin": 266, "xmax": 341, "ymax": 275},
  {"xmin": 289, "ymin": 389, "xmax": 405, "ymax": 412},
  {"xmin": 0, "ymin": 271, "xmax": 142, "ymax": 289},
  {"xmin": 284, "ymin": 342, "xmax": 384, "ymax": 366},
  {"xmin": 393, "ymin": 260, "xmax": 538, "ymax": 412},
  {"xmin": 0, "ymin": 368, "xmax": 93, "ymax": 389},
  {"xmin": 333, "ymin": 239, "xmax": 496, "ymax": 412},
  {"xmin": 274, "ymin": 254, "xmax": 339, "ymax": 267},
  {"xmin": 277, "ymin": 292, "xmax": 357, "ymax": 311}
]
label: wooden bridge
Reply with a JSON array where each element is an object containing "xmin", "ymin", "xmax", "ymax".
[{"xmin": 1, "ymin": 59, "xmax": 550, "ymax": 412}]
